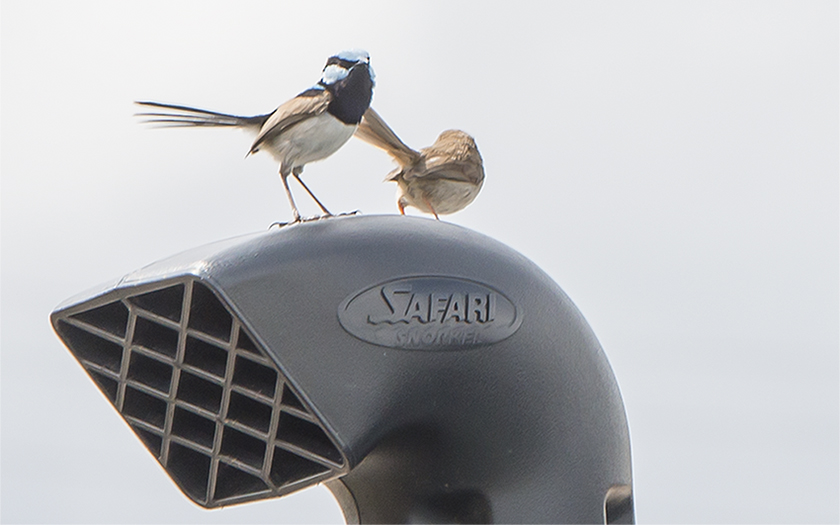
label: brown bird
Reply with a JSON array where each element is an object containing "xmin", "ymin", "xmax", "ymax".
[{"xmin": 354, "ymin": 108, "xmax": 484, "ymax": 219}]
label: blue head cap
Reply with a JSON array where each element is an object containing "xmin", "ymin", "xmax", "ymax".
[
  {"xmin": 320, "ymin": 49, "xmax": 375, "ymax": 87},
  {"xmin": 335, "ymin": 49, "xmax": 370, "ymax": 63}
]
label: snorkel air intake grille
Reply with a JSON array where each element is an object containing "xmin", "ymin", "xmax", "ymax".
[{"xmin": 52, "ymin": 277, "xmax": 347, "ymax": 508}]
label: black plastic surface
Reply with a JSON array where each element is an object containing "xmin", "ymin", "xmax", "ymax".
[{"xmin": 52, "ymin": 215, "xmax": 633, "ymax": 523}]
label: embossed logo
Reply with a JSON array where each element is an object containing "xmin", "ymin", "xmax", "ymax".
[{"xmin": 338, "ymin": 276, "xmax": 522, "ymax": 350}]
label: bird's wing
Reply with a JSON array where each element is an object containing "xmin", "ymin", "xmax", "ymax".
[
  {"xmin": 134, "ymin": 101, "xmax": 270, "ymax": 130},
  {"xmin": 355, "ymin": 107, "xmax": 421, "ymax": 167},
  {"xmin": 406, "ymin": 160, "xmax": 485, "ymax": 185},
  {"xmin": 249, "ymin": 89, "xmax": 333, "ymax": 155},
  {"xmin": 403, "ymin": 131, "xmax": 485, "ymax": 185}
]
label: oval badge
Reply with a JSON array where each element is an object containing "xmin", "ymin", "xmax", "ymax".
[{"xmin": 338, "ymin": 276, "xmax": 522, "ymax": 350}]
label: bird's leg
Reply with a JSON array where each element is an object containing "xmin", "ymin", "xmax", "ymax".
[
  {"xmin": 280, "ymin": 170, "xmax": 302, "ymax": 223},
  {"xmin": 292, "ymin": 167, "xmax": 333, "ymax": 217},
  {"xmin": 423, "ymin": 198, "xmax": 440, "ymax": 220}
]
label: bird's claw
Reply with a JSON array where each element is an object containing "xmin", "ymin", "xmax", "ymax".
[
  {"xmin": 300, "ymin": 214, "xmax": 329, "ymax": 222},
  {"xmin": 301, "ymin": 210, "xmax": 360, "ymax": 221},
  {"xmin": 269, "ymin": 210, "xmax": 360, "ymax": 229}
]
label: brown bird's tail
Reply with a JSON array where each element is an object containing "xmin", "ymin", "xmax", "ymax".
[{"xmin": 354, "ymin": 107, "xmax": 421, "ymax": 167}]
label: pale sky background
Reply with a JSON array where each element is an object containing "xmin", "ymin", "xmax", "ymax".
[{"xmin": 2, "ymin": 1, "xmax": 838, "ymax": 523}]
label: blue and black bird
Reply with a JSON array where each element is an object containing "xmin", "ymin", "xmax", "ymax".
[{"xmin": 136, "ymin": 49, "xmax": 375, "ymax": 222}]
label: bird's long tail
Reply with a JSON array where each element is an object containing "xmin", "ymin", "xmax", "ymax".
[
  {"xmin": 134, "ymin": 101, "xmax": 270, "ymax": 130},
  {"xmin": 355, "ymin": 107, "xmax": 421, "ymax": 167}
]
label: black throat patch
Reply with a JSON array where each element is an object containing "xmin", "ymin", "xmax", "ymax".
[{"xmin": 325, "ymin": 64, "xmax": 373, "ymax": 125}]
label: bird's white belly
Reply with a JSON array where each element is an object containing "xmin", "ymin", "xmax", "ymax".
[
  {"xmin": 265, "ymin": 113, "xmax": 356, "ymax": 168},
  {"xmin": 398, "ymin": 178, "xmax": 482, "ymax": 215}
]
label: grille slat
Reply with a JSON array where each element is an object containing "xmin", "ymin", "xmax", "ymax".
[
  {"xmin": 54, "ymin": 277, "xmax": 347, "ymax": 508},
  {"xmin": 280, "ymin": 406, "xmax": 320, "ymax": 425},
  {"xmin": 132, "ymin": 315, "xmax": 180, "ymax": 358},
  {"xmin": 184, "ymin": 336, "xmax": 229, "ymax": 378},
  {"xmin": 214, "ymin": 461, "xmax": 270, "ymax": 501},
  {"xmin": 125, "ymin": 415, "xmax": 166, "ymax": 439},
  {"xmin": 178, "ymin": 364, "xmax": 227, "ymax": 386},
  {"xmin": 88, "ymin": 369, "xmax": 120, "ymax": 403},
  {"xmin": 81, "ymin": 361, "xmax": 122, "ymax": 381},
  {"xmin": 69, "ymin": 300, "xmax": 129, "ymax": 338},
  {"xmin": 188, "ymin": 281, "xmax": 233, "ymax": 341},
  {"xmin": 61, "ymin": 317, "xmax": 126, "ymax": 346},
  {"xmin": 127, "ymin": 352, "xmax": 173, "ymax": 394},
  {"xmin": 57, "ymin": 321, "xmax": 124, "ymax": 373},
  {"xmin": 131, "ymin": 309, "xmax": 182, "ymax": 331},
  {"xmin": 168, "ymin": 434, "xmax": 216, "ymax": 455},
  {"xmin": 127, "ymin": 284, "xmax": 185, "ymax": 323},
  {"xmin": 176, "ymin": 371, "xmax": 224, "ymax": 413},
  {"xmin": 229, "ymin": 384, "xmax": 282, "ymax": 407},
  {"xmin": 184, "ymin": 329, "xmax": 237, "ymax": 350},
  {"xmin": 131, "ymin": 424, "xmax": 164, "ymax": 457},
  {"xmin": 123, "ymin": 379, "xmax": 172, "ymax": 402},
  {"xmin": 273, "ymin": 441, "xmax": 346, "ymax": 469}
]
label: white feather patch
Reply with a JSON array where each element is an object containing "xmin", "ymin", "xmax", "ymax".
[{"xmin": 321, "ymin": 64, "xmax": 349, "ymax": 85}]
